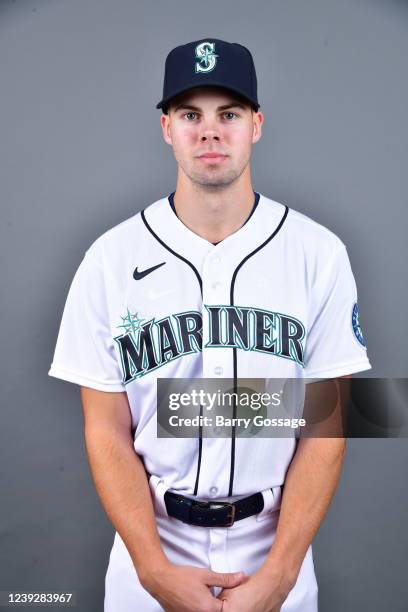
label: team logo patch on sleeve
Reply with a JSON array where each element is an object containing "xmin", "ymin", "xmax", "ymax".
[{"xmin": 352, "ymin": 302, "xmax": 366, "ymax": 347}]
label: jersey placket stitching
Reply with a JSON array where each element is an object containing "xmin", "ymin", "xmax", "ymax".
[{"xmin": 227, "ymin": 205, "xmax": 289, "ymax": 496}]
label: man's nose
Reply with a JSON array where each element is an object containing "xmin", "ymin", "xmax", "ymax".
[
  {"xmin": 200, "ymin": 132, "xmax": 220, "ymax": 141},
  {"xmin": 199, "ymin": 120, "xmax": 220, "ymax": 141}
]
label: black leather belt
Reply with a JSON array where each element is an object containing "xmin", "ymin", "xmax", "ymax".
[{"xmin": 164, "ymin": 490, "xmax": 267, "ymax": 527}]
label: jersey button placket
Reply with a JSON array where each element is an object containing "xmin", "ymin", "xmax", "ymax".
[
  {"xmin": 198, "ymin": 253, "xmax": 229, "ymax": 498},
  {"xmin": 202, "ymin": 251, "xmax": 227, "ymax": 378},
  {"xmin": 198, "ymin": 251, "xmax": 232, "ymax": 498}
]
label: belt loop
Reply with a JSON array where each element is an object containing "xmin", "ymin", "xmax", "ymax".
[
  {"xmin": 149, "ymin": 475, "xmax": 169, "ymax": 517},
  {"xmin": 256, "ymin": 487, "xmax": 281, "ymax": 522},
  {"xmin": 256, "ymin": 488, "xmax": 273, "ymax": 521},
  {"xmin": 271, "ymin": 485, "xmax": 282, "ymax": 510}
]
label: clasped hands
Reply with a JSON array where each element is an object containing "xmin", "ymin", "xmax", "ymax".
[{"xmin": 140, "ymin": 560, "xmax": 292, "ymax": 612}]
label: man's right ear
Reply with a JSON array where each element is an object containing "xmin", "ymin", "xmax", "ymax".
[{"xmin": 160, "ymin": 113, "xmax": 172, "ymax": 145}]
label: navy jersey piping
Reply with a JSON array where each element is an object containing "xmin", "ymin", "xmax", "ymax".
[
  {"xmin": 168, "ymin": 192, "xmax": 260, "ymax": 246},
  {"xmin": 140, "ymin": 209, "xmax": 203, "ymax": 495},
  {"xmin": 227, "ymin": 204, "xmax": 289, "ymax": 496}
]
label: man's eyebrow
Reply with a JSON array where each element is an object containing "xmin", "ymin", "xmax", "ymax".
[
  {"xmin": 173, "ymin": 104, "xmax": 201, "ymax": 112},
  {"xmin": 172, "ymin": 102, "xmax": 247, "ymax": 113},
  {"xmin": 217, "ymin": 103, "xmax": 247, "ymax": 111}
]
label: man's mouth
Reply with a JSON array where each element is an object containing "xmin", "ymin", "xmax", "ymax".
[{"xmin": 196, "ymin": 152, "xmax": 228, "ymax": 161}]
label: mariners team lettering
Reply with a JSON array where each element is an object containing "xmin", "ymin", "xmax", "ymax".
[{"xmin": 114, "ymin": 305, "xmax": 306, "ymax": 383}]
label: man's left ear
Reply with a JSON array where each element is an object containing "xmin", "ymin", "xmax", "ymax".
[{"xmin": 252, "ymin": 111, "xmax": 264, "ymax": 144}]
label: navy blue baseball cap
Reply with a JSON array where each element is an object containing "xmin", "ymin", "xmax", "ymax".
[{"xmin": 156, "ymin": 38, "xmax": 260, "ymax": 113}]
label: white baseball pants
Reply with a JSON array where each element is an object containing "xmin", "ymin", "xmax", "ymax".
[{"xmin": 104, "ymin": 476, "xmax": 318, "ymax": 611}]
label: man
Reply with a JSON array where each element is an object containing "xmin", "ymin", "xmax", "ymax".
[{"xmin": 48, "ymin": 38, "xmax": 371, "ymax": 611}]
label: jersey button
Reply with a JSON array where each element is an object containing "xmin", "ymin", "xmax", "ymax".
[
  {"xmin": 214, "ymin": 366, "xmax": 223, "ymax": 375},
  {"xmin": 209, "ymin": 486, "xmax": 218, "ymax": 497},
  {"xmin": 211, "ymin": 281, "xmax": 221, "ymax": 290},
  {"xmin": 211, "ymin": 255, "xmax": 221, "ymax": 264}
]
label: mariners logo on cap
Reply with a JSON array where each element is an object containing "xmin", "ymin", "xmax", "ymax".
[
  {"xmin": 195, "ymin": 41, "xmax": 218, "ymax": 74},
  {"xmin": 351, "ymin": 302, "xmax": 366, "ymax": 347}
]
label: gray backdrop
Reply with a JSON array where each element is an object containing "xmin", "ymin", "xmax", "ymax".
[{"xmin": 1, "ymin": 0, "xmax": 407, "ymax": 610}]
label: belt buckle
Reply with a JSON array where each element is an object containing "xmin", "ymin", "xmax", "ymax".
[{"xmin": 209, "ymin": 501, "xmax": 236, "ymax": 527}]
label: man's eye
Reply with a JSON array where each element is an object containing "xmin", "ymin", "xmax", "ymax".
[
  {"xmin": 185, "ymin": 112, "xmax": 198, "ymax": 120},
  {"xmin": 224, "ymin": 111, "xmax": 237, "ymax": 120}
]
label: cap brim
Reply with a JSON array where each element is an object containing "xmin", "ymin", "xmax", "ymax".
[{"xmin": 156, "ymin": 82, "xmax": 260, "ymax": 111}]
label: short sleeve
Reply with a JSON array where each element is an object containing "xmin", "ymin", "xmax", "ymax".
[
  {"xmin": 304, "ymin": 242, "xmax": 371, "ymax": 379},
  {"xmin": 48, "ymin": 249, "xmax": 126, "ymax": 392}
]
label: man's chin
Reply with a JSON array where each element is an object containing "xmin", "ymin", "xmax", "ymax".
[{"xmin": 191, "ymin": 172, "xmax": 238, "ymax": 189}]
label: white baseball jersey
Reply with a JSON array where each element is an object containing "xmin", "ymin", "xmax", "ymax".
[
  {"xmin": 49, "ymin": 192, "xmax": 371, "ymax": 611},
  {"xmin": 49, "ymin": 191, "xmax": 371, "ymax": 499}
]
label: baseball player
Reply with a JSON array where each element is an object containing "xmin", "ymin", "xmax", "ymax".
[{"xmin": 48, "ymin": 38, "xmax": 371, "ymax": 611}]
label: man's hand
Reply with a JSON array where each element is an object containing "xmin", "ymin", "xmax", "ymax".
[
  {"xmin": 140, "ymin": 561, "xmax": 247, "ymax": 612},
  {"xmin": 217, "ymin": 566, "xmax": 293, "ymax": 612}
]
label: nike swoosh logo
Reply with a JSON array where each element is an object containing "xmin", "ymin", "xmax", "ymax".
[{"xmin": 133, "ymin": 262, "xmax": 166, "ymax": 280}]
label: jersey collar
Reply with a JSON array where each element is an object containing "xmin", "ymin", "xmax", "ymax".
[{"xmin": 142, "ymin": 193, "xmax": 287, "ymax": 276}]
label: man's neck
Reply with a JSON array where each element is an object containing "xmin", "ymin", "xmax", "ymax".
[{"xmin": 172, "ymin": 174, "xmax": 256, "ymax": 244}]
